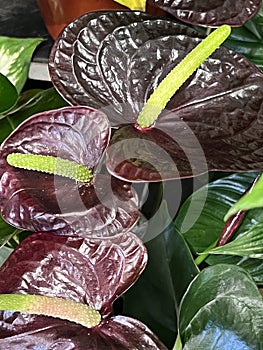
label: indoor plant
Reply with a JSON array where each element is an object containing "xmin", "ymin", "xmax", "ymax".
[{"xmin": 0, "ymin": 1, "xmax": 263, "ymax": 349}]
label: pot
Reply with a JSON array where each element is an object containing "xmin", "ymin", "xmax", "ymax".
[{"xmin": 37, "ymin": 0, "xmax": 165, "ymax": 39}]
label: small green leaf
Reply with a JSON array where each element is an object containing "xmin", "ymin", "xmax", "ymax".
[
  {"xmin": 179, "ymin": 264, "xmax": 263, "ymax": 349},
  {"xmin": 206, "ymin": 221, "xmax": 263, "ymax": 259},
  {"xmin": 0, "ymin": 246, "xmax": 13, "ymax": 267},
  {"xmin": 0, "ymin": 73, "xmax": 18, "ymax": 113},
  {"xmin": 224, "ymin": 174, "xmax": 263, "ymax": 221},
  {"xmin": 0, "ymin": 214, "xmax": 20, "ymax": 248},
  {"xmin": 0, "ymin": 36, "xmax": 44, "ymax": 93}
]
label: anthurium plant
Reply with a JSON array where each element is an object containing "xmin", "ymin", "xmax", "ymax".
[{"xmin": 0, "ymin": 2, "xmax": 263, "ymax": 349}]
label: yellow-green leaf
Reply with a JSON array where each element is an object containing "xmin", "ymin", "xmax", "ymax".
[{"xmin": 224, "ymin": 174, "xmax": 263, "ymax": 221}]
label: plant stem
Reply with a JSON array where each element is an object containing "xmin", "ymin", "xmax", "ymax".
[
  {"xmin": 173, "ymin": 333, "xmax": 183, "ymax": 350},
  {"xmin": 195, "ymin": 239, "xmax": 218, "ymax": 266},
  {"xmin": 136, "ymin": 25, "xmax": 231, "ymax": 128}
]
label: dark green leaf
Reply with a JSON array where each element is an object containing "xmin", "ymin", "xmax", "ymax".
[
  {"xmin": 179, "ymin": 264, "xmax": 263, "ymax": 349},
  {"xmin": 175, "ymin": 173, "xmax": 260, "ymax": 253},
  {"xmin": 179, "ymin": 264, "xmax": 260, "ymax": 332},
  {"xmin": 123, "ymin": 201, "xmax": 199, "ymax": 349},
  {"xmin": 0, "ymin": 73, "xmax": 18, "ymax": 114},
  {"xmin": 0, "ymin": 36, "xmax": 43, "ymax": 93},
  {"xmin": 225, "ymin": 5, "xmax": 263, "ymax": 71},
  {"xmin": 206, "ymin": 254, "xmax": 263, "ymax": 285},
  {"xmin": 0, "ymin": 214, "xmax": 19, "ymax": 247},
  {"xmin": 183, "ymin": 297, "xmax": 263, "ymax": 350},
  {"xmin": 0, "ymin": 246, "xmax": 12, "ymax": 267},
  {"xmin": 7, "ymin": 88, "xmax": 68, "ymax": 118},
  {"xmin": 0, "ymin": 88, "xmax": 67, "ymax": 143}
]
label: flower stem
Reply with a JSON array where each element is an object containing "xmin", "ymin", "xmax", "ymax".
[
  {"xmin": 7, "ymin": 153, "xmax": 93, "ymax": 182},
  {"xmin": 195, "ymin": 239, "xmax": 218, "ymax": 266},
  {"xmin": 217, "ymin": 175, "xmax": 260, "ymax": 246},
  {"xmin": 0, "ymin": 294, "xmax": 101, "ymax": 328},
  {"xmin": 136, "ymin": 24, "xmax": 231, "ymax": 128}
]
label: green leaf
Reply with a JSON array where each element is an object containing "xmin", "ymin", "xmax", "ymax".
[
  {"xmin": 179, "ymin": 264, "xmax": 263, "ymax": 349},
  {"xmin": 0, "ymin": 214, "xmax": 19, "ymax": 248},
  {"xmin": 225, "ymin": 5, "xmax": 263, "ymax": 71},
  {"xmin": 0, "ymin": 246, "xmax": 13, "ymax": 267},
  {"xmin": 174, "ymin": 173, "xmax": 263, "ymax": 283},
  {"xmin": 6, "ymin": 88, "xmax": 67, "ymax": 118},
  {"xmin": 175, "ymin": 173, "xmax": 261, "ymax": 253},
  {"xmin": 0, "ymin": 73, "xmax": 18, "ymax": 113},
  {"xmin": 0, "ymin": 36, "xmax": 44, "ymax": 93},
  {"xmin": 225, "ymin": 174, "xmax": 263, "ymax": 221},
  {"xmin": 183, "ymin": 297, "xmax": 263, "ymax": 350},
  {"xmin": 206, "ymin": 254, "xmax": 263, "ymax": 285},
  {"xmin": 123, "ymin": 201, "xmax": 199, "ymax": 349},
  {"xmin": 206, "ymin": 221, "xmax": 263, "ymax": 259},
  {"xmin": 0, "ymin": 88, "xmax": 67, "ymax": 143}
]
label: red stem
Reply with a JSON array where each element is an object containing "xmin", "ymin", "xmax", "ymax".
[{"xmin": 216, "ymin": 175, "xmax": 260, "ymax": 247}]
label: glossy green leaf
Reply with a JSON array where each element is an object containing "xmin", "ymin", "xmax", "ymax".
[
  {"xmin": 123, "ymin": 201, "xmax": 199, "ymax": 349},
  {"xmin": 0, "ymin": 246, "xmax": 12, "ymax": 267},
  {"xmin": 206, "ymin": 254, "xmax": 263, "ymax": 285},
  {"xmin": 179, "ymin": 264, "xmax": 263, "ymax": 349},
  {"xmin": 0, "ymin": 214, "xmax": 19, "ymax": 248},
  {"xmin": 225, "ymin": 5, "xmax": 263, "ymax": 71},
  {"xmin": 0, "ymin": 88, "xmax": 67, "ymax": 143},
  {"xmin": 0, "ymin": 36, "xmax": 43, "ymax": 93},
  {"xmin": 225, "ymin": 174, "xmax": 263, "ymax": 220},
  {"xmin": 0, "ymin": 73, "xmax": 18, "ymax": 114},
  {"xmin": 206, "ymin": 221, "xmax": 263, "ymax": 258},
  {"xmin": 6, "ymin": 88, "xmax": 67, "ymax": 118},
  {"xmin": 183, "ymin": 297, "xmax": 263, "ymax": 350},
  {"xmin": 175, "ymin": 173, "xmax": 261, "ymax": 253}
]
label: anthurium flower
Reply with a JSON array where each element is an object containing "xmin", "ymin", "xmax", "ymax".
[
  {"xmin": 0, "ymin": 231, "xmax": 168, "ymax": 349},
  {"xmin": 147, "ymin": 0, "xmax": 262, "ymax": 27},
  {"xmin": 50, "ymin": 12, "xmax": 263, "ymax": 181},
  {"xmin": 0, "ymin": 106, "xmax": 139, "ymax": 236}
]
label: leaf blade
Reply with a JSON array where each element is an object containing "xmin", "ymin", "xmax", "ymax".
[{"xmin": 0, "ymin": 36, "xmax": 44, "ymax": 93}]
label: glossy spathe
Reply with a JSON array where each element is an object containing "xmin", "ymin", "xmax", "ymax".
[
  {"xmin": 50, "ymin": 11, "xmax": 263, "ymax": 181},
  {"xmin": 0, "ymin": 106, "xmax": 139, "ymax": 236},
  {"xmin": 0, "ymin": 232, "xmax": 167, "ymax": 349}
]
